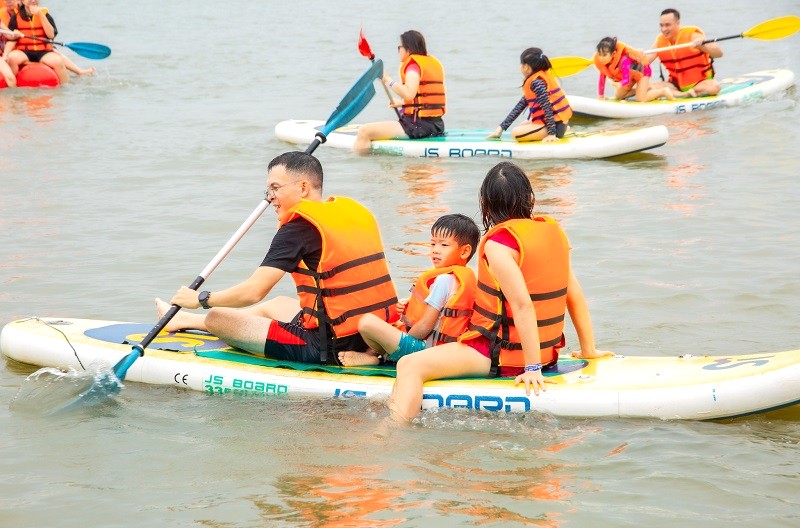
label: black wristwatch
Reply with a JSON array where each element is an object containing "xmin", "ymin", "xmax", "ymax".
[{"xmin": 198, "ymin": 291, "xmax": 212, "ymax": 309}]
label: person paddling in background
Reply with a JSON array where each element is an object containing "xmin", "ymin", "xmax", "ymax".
[
  {"xmin": 2, "ymin": 0, "xmax": 94, "ymax": 80},
  {"xmin": 156, "ymin": 151, "xmax": 398, "ymax": 365},
  {"xmin": 487, "ymin": 48, "xmax": 571, "ymax": 143},
  {"xmin": 594, "ymin": 36, "xmax": 689, "ymax": 101},
  {"xmin": 387, "ymin": 162, "xmax": 613, "ymax": 423},
  {"xmin": 339, "ymin": 213, "xmax": 480, "ymax": 367},
  {"xmin": 353, "ymin": 30, "xmax": 446, "ymax": 154},
  {"xmin": 2, "ymin": 0, "xmax": 69, "ymax": 84},
  {"xmin": 645, "ymin": 8, "xmax": 723, "ymax": 97}
]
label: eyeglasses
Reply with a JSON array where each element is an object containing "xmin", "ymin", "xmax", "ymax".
[{"xmin": 264, "ymin": 180, "xmax": 302, "ymax": 198}]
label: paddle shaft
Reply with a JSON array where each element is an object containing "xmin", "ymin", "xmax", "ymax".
[
  {"xmin": 0, "ymin": 29, "xmax": 110, "ymax": 59},
  {"xmin": 127, "ymin": 199, "xmax": 271, "ymax": 363},
  {"xmin": 370, "ymin": 56, "xmax": 401, "ymax": 118},
  {"xmin": 645, "ymin": 34, "xmax": 742, "ymax": 54}
]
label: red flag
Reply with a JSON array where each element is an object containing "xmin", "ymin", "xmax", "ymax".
[{"xmin": 358, "ymin": 28, "xmax": 375, "ymax": 60}]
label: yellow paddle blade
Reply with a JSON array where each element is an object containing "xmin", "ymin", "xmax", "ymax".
[
  {"xmin": 550, "ymin": 56, "xmax": 594, "ymax": 77},
  {"xmin": 743, "ymin": 15, "xmax": 800, "ymax": 40}
]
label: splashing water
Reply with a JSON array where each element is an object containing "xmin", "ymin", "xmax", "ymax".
[{"xmin": 9, "ymin": 364, "xmax": 123, "ymax": 415}]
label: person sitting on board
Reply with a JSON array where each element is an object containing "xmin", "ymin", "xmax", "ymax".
[
  {"xmin": 2, "ymin": 0, "xmax": 94, "ymax": 79},
  {"xmin": 487, "ymin": 48, "xmax": 572, "ymax": 143},
  {"xmin": 594, "ymin": 36, "xmax": 689, "ymax": 102},
  {"xmin": 0, "ymin": 24, "xmax": 20, "ymax": 86},
  {"xmin": 3, "ymin": 0, "xmax": 69, "ymax": 84},
  {"xmin": 353, "ymin": 30, "xmax": 446, "ymax": 154},
  {"xmin": 1, "ymin": 0, "xmax": 23, "ymax": 86},
  {"xmin": 645, "ymin": 8, "xmax": 723, "ymax": 97},
  {"xmin": 386, "ymin": 161, "xmax": 613, "ymax": 423},
  {"xmin": 158, "ymin": 151, "xmax": 399, "ymax": 366},
  {"xmin": 338, "ymin": 213, "xmax": 480, "ymax": 367}
]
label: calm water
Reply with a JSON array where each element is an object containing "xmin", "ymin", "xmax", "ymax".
[{"xmin": 2, "ymin": 1, "xmax": 800, "ymax": 526}]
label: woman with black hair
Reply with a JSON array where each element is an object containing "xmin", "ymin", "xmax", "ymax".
[
  {"xmin": 353, "ymin": 30, "xmax": 446, "ymax": 154},
  {"xmin": 388, "ymin": 161, "xmax": 611, "ymax": 423}
]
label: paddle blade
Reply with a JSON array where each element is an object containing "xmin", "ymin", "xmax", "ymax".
[
  {"xmin": 65, "ymin": 41, "xmax": 111, "ymax": 60},
  {"xmin": 321, "ymin": 59, "xmax": 382, "ymax": 135},
  {"xmin": 744, "ymin": 15, "xmax": 800, "ymax": 40},
  {"xmin": 550, "ymin": 56, "xmax": 594, "ymax": 77},
  {"xmin": 9, "ymin": 366, "xmax": 121, "ymax": 416},
  {"xmin": 358, "ymin": 28, "xmax": 375, "ymax": 60}
]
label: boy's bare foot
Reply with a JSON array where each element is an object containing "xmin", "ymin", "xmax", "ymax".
[
  {"xmin": 338, "ymin": 350, "xmax": 380, "ymax": 367},
  {"xmin": 78, "ymin": 67, "xmax": 96, "ymax": 76},
  {"xmin": 662, "ymin": 88, "xmax": 675, "ymax": 101}
]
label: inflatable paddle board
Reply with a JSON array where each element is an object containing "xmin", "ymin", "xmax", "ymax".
[
  {"xmin": 568, "ymin": 69, "xmax": 795, "ymax": 119},
  {"xmin": 3, "ymin": 317, "xmax": 800, "ymax": 420},
  {"xmin": 275, "ymin": 120, "xmax": 669, "ymax": 159}
]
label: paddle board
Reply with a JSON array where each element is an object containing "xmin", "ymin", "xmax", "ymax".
[
  {"xmin": 275, "ymin": 120, "xmax": 668, "ymax": 159},
  {"xmin": 568, "ymin": 69, "xmax": 795, "ymax": 119},
  {"xmin": 3, "ymin": 317, "xmax": 800, "ymax": 420}
]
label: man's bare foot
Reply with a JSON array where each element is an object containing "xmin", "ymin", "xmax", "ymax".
[
  {"xmin": 338, "ymin": 350, "xmax": 380, "ymax": 367},
  {"xmin": 154, "ymin": 297, "xmax": 205, "ymax": 333}
]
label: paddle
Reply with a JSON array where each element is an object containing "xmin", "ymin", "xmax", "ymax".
[
  {"xmin": 117, "ymin": 62, "xmax": 381, "ymax": 380},
  {"xmin": 550, "ymin": 15, "xmax": 800, "ymax": 78},
  {"xmin": 0, "ymin": 28, "xmax": 111, "ymax": 60},
  {"xmin": 358, "ymin": 28, "xmax": 401, "ymax": 118},
  {"xmin": 18, "ymin": 63, "xmax": 381, "ymax": 414},
  {"xmin": 304, "ymin": 59, "xmax": 382, "ymax": 153}
]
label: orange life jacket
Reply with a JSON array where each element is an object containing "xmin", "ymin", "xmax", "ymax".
[
  {"xmin": 593, "ymin": 41, "xmax": 646, "ymax": 84},
  {"xmin": 656, "ymin": 26, "xmax": 714, "ymax": 90},
  {"xmin": 1, "ymin": 6, "xmax": 13, "ymax": 27},
  {"xmin": 523, "ymin": 70, "xmax": 572, "ymax": 124},
  {"xmin": 459, "ymin": 217, "xmax": 569, "ymax": 375},
  {"xmin": 400, "ymin": 265, "xmax": 477, "ymax": 346},
  {"xmin": 400, "ymin": 54, "xmax": 446, "ymax": 118},
  {"xmin": 280, "ymin": 197, "xmax": 398, "ymax": 358},
  {"xmin": 11, "ymin": 11, "xmax": 54, "ymax": 52}
]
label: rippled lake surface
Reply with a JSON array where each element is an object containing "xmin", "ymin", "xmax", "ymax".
[{"xmin": 2, "ymin": 1, "xmax": 799, "ymax": 526}]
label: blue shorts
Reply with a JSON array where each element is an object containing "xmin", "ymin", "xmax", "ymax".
[{"xmin": 387, "ymin": 332, "xmax": 427, "ymax": 362}]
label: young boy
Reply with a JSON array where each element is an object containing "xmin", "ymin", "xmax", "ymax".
[{"xmin": 338, "ymin": 213, "xmax": 480, "ymax": 367}]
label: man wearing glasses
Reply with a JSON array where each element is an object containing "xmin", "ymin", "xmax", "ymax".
[{"xmin": 160, "ymin": 151, "xmax": 398, "ymax": 365}]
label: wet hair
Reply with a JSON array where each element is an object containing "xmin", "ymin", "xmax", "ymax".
[
  {"xmin": 479, "ymin": 162, "xmax": 534, "ymax": 231},
  {"xmin": 431, "ymin": 214, "xmax": 481, "ymax": 261},
  {"xmin": 400, "ymin": 30, "xmax": 428, "ymax": 56},
  {"xmin": 596, "ymin": 37, "xmax": 618, "ymax": 55},
  {"xmin": 520, "ymin": 47, "xmax": 553, "ymax": 75},
  {"xmin": 267, "ymin": 151, "xmax": 323, "ymax": 190},
  {"xmin": 661, "ymin": 8, "xmax": 680, "ymax": 20}
]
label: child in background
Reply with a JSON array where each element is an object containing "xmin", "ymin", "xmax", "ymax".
[
  {"xmin": 594, "ymin": 36, "xmax": 689, "ymax": 101},
  {"xmin": 338, "ymin": 214, "xmax": 480, "ymax": 366},
  {"xmin": 487, "ymin": 47, "xmax": 572, "ymax": 143}
]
